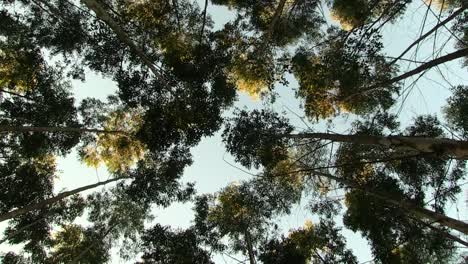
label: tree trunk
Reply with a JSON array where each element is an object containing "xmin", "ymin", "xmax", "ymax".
[
  {"xmin": 244, "ymin": 230, "xmax": 256, "ymax": 264},
  {"xmin": 313, "ymin": 171, "xmax": 468, "ymax": 234},
  {"xmin": 389, "ymin": 6, "xmax": 466, "ymax": 66},
  {"xmin": 0, "ymin": 177, "xmax": 131, "ymax": 223},
  {"xmin": 286, "ymin": 132, "xmax": 468, "ymax": 160},
  {"xmin": 344, "ymin": 47, "xmax": 468, "ymax": 100},
  {"xmin": 268, "ymin": 0, "xmax": 288, "ymax": 35},
  {"xmin": 0, "ymin": 125, "xmax": 125, "ymax": 135},
  {"xmin": 80, "ymin": 0, "xmax": 160, "ymax": 76},
  {"xmin": 409, "ymin": 215, "xmax": 468, "ymax": 247}
]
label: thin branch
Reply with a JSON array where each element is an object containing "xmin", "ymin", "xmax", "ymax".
[
  {"xmin": 390, "ymin": 6, "xmax": 467, "ymax": 66},
  {"xmin": 199, "ymin": 0, "xmax": 209, "ymax": 41}
]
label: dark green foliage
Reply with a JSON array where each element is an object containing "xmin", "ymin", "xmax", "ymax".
[
  {"xmin": 445, "ymin": 85, "xmax": 468, "ymax": 137},
  {"xmin": 211, "ymin": 0, "xmax": 323, "ymax": 46},
  {"xmin": 343, "ymin": 177, "xmax": 456, "ymax": 264},
  {"xmin": 292, "ymin": 28, "xmax": 398, "ymax": 119},
  {"xmin": 47, "ymin": 224, "xmax": 111, "ymax": 264},
  {"xmin": 4, "ymin": 196, "xmax": 85, "ymax": 262},
  {"xmin": 259, "ymin": 219, "xmax": 357, "ymax": 264},
  {"xmin": 138, "ymin": 224, "xmax": 214, "ymax": 264},
  {"xmin": 0, "ymin": 68, "xmax": 81, "ymax": 157},
  {"xmin": 125, "ymin": 148, "xmax": 195, "ymax": 207},
  {"xmin": 1, "ymin": 252, "xmax": 28, "ymax": 264},
  {"xmin": 223, "ymin": 109, "xmax": 293, "ymax": 169},
  {"xmin": 135, "ymin": 86, "xmax": 226, "ymax": 152}
]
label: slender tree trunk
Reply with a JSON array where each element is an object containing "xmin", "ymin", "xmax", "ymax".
[
  {"xmin": 268, "ymin": 0, "xmax": 287, "ymax": 35},
  {"xmin": 286, "ymin": 132, "xmax": 468, "ymax": 160},
  {"xmin": 244, "ymin": 230, "xmax": 256, "ymax": 264},
  {"xmin": 0, "ymin": 125, "xmax": 125, "ymax": 135},
  {"xmin": 409, "ymin": 215, "xmax": 468, "ymax": 247},
  {"xmin": 389, "ymin": 6, "xmax": 467, "ymax": 66},
  {"xmin": 0, "ymin": 88, "xmax": 34, "ymax": 100},
  {"xmin": 80, "ymin": 0, "xmax": 160, "ymax": 76},
  {"xmin": 199, "ymin": 0, "xmax": 209, "ymax": 40},
  {"xmin": 344, "ymin": 47, "xmax": 468, "ymax": 101},
  {"xmin": 0, "ymin": 177, "xmax": 131, "ymax": 223},
  {"xmin": 313, "ymin": 171, "xmax": 468, "ymax": 234}
]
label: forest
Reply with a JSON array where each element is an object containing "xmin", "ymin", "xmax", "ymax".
[{"xmin": 0, "ymin": 0, "xmax": 467, "ymax": 263}]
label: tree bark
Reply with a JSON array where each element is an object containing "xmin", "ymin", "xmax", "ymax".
[
  {"xmin": 80, "ymin": 0, "xmax": 160, "ymax": 76},
  {"xmin": 286, "ymin": 132, "xmax": 468, "ymax": 160},
  {"xmin": 0, "ymin": 177, "xmax": 131, "ymax": 223},
  {"xmin": 312, "ymin": 171, "xmax": 468, "ymax": 234},
  {"xmin": 244, "ymin": 230, "xmax": 256, "ymax": 264},
  {"xmin": 267, "ymin": 0, "xmax": 288, "ymax": 35},
  {"xmin": 0, "ymin": 125, "xmax": 126, "ymax": 135}
]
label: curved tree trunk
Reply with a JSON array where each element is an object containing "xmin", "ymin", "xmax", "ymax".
[
  {"xmin": 286, "ymin": 132, "xmax": 468, "ymax": 160},
  {"xmin": 313, "ymin": 171, "xmax": 468, "ymax": 234},
  {"xmin": 0, "ymin": 177, "xmax": 131, "ymax": 223},
  {"xmin": 0, "ymin": 125, "xmax": 125, "ymax": 134}
]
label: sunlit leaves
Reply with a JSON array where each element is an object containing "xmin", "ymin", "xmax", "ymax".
[
  {"xmin": 79, "ymin": 108, "xmax": 145, "ymax": 173},
  {"xmin": 259, "ymin": 219, "xmax": 357, "ymax": 264},
  {"xmin": 49, "ymin": 224, "xmax": 110, "ymax": 264},
  {"xmin": 292, "ymin": 28, "xmax": 398, "ymax": 119}
]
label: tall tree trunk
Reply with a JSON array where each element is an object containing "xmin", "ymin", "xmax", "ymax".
[
  {"xmin": 80, "ymin": 0, "xmax": 160, "ymax": 76},
  {"xmin": 244, "ymin": 230, "xmax": 256, "ymax": 264},
  {"xmin": 0, "ymin": 177, "xmax": 131, "ymax": 223},
  {"xmin": 409, "ymin": 215, "xmax": 468, "ymax": 247},
  {"xmin": 0, "ymin": 125, "xmax": 125, "ymax": 135},
  {"xmin": 313, "ymin": 171, "xmax": 468, "ymax": 234},
  {"xmin": 286, "ymin": 132, "xmax": 468, "ymax": 160}
]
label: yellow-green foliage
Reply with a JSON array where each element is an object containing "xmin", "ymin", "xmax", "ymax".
[
  {"xmin": 330, "ymin": 0, "xmax": 369, "ymax": 30},
  {"xmin": 0, "ymin": 45, "xmax": 41, "ymax": 93},
  {"xmin": 424, "ymin": 0, "xmax": 459, "ymax": 11},
  {"xmin": 80, "ymin": 109, "xmax": 146, "ymax": 173},
  {"xmin": 209, "ymin": 183, "xmax": 250, "ymax": 224},
  {"xmin": 229, "ymin": 53, "xmax": 270, "ymax": 100}
]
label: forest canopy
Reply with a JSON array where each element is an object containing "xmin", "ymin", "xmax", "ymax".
[{"xmin": 0, "ymin": 0, "xmax": 467, "ymax": 263}]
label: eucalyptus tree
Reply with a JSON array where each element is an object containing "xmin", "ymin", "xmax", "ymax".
[
  {"xmin": 47, "ymin": 224, "xmax": 111, "ymax": 264},
  {"xmin": 222, "ymin": 108, "xmax": 468, "ymax": 261},
  {"xmin": 259, "ymin": 219, "xmax": 357, "ymax": 264},
  {"xmin": 137, "ymin": 224, "xmax": 214, "ymax": 264}
]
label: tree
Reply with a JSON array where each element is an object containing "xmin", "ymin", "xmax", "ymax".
[
  {"xmin": 138, "ymin": 224, "xmax": 214, "ymax": 264},
  {"xmin": 259, "ymin": 219, "xmax": 357, "ymax": 264},
  {"xmin": 2, "ymin": 0, "xmax": 468, "ymax": 262},
  {"xmin": 47, "ymin": 224, "xmax": 111, "ymax": 264},
  {"xmin": 222, "ymin": 109, "xmax": 468, "ymax": 261}
]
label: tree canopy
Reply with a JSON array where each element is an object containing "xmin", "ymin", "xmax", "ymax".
[{"xmin": 0, "ymin": 0, "xmax": 467, "ymax": 263}]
